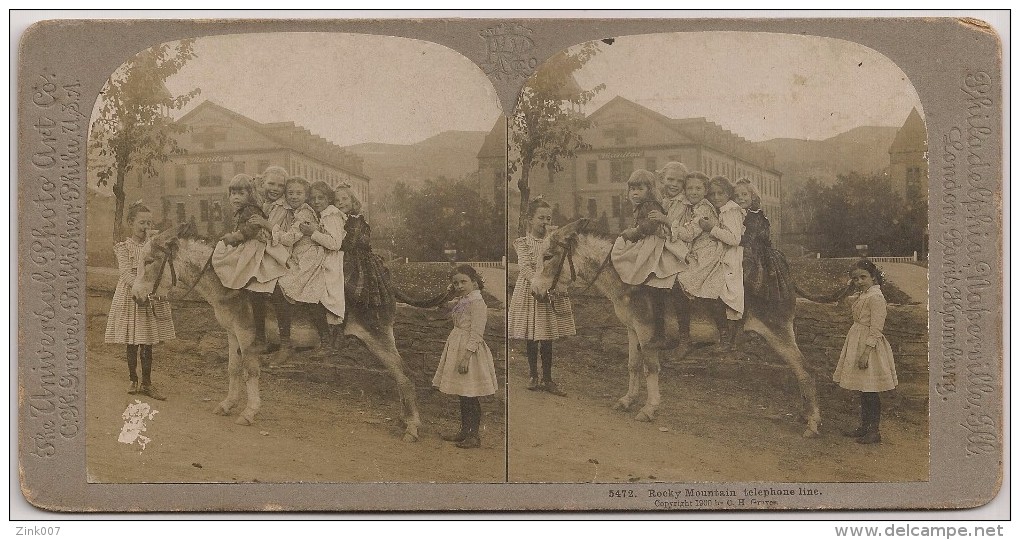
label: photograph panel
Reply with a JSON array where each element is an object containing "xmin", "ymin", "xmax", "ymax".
[
  {"xmin": 507, "ymin": 31, "xmax": 929, "ymax": 483},
  {"xmin": 83, "ymin": 32, "xmax": 508, "ymax": 483}
]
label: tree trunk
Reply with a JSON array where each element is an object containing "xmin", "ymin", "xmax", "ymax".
[
  {"xmin": 517, "ymin": 165, "xmax": 531, "ymax": 237},
  {"xmin": 112, "ymin": 167, "xmax": 126, "ymax": 241}
]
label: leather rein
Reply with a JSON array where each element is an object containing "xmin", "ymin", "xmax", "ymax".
[
  {"xmin": 148, "ymin": 238, "xmax": 212, "ymax": 305},
  {"xmin": 546, "ymin": 233, "xmax": 612, "ymax": 299}
]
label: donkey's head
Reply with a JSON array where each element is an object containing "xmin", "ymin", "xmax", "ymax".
[
  {"xmin": 131, "ymin": 221, "xmax": 196, "ymax": 304},
  {"xmin": 529, "ymin": 218, "xmax": 600, "ymax": 299}
]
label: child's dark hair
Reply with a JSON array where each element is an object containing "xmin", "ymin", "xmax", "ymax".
[
  {"xmin": 126, "ymin": 201, "xmax": 151, "ymax": 224},
  {"xmin": 451, "ymin": 264, "xmax": 485, "ymax": 291},
  {"xmin": 685, "ymin": 171, "xmax": 711, "ymax": 190},
  {"xmin": 850, "ymin": 258, "xmax": 885, "ymax": 285},
  {"xmin": 286, "ymin": 175, "xmax": 311, "ymax": 194},
  {"xmin": 526, "ymin": 196, "xmax": 552, "ymax": 218},
  {"xmin": 709, "ymin": 175, "xmax": 735, "ymax": 199},
  {"xmin": 626, "ymin": 169, "xmax": 660, "ymax": 204},
  {"xmin": 308, "ymin": 180, "xmax": 337, "ymax": 205}
]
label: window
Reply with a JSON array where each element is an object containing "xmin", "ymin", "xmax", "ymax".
[
  {"xmin": 587, "ymin": 161, "xmax": 597, "ymax": 184},
  {"xmin": 587, "ymin": 198, "xmax": 598, "ymax": 218},
  {"xmin": 136, "ymin": 170, "xmax": 144, "ymax": 187},
  {"xmin": 611, "ymin": 195, "xmax": 621, "ymax": 217},
  {"xmin": 234, "ymin": 161, "xmax": 246, "ymax": 175},
  {"xmin": 198, "ymin": 163, "xmax": 223, "ymax": 187},
  {"xmin": 610, "ymin": 159, "xmax": 633, "ymax": 183},
  {"xmin": 200, "ymin": 200, "xmax": 210, "ymax": 222},
  {"xmin": 257, "ymin": 160, "xmax": 270, "ymax": 175},
  {"xmin": 176, "ymin": 203, "xmax": 186, "ymax": 224},
  {"xmin": 645, "ymin": 157, "xmax": 657, "ymax": 172},
  {"xmin": 175, "ymin": 165, "xmax": 186, "ymax": 188}
]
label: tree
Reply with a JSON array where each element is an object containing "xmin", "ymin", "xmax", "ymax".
[
  {"xmin": 89, "ymin": 40, "xmax": 200, "ymax": 239},
  {"xmin": 388, "ymin": 179, "xmax": 505, "ymax": 261},
  {"xmin": 796, "ymin": 172, "xmax": 915, "ymax": 256},
  {"xmin": 509, "ymin": 43, "xmax": 605, "ymax": 236}
]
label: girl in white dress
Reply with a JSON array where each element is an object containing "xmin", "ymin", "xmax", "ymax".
[
  {"xmin": 104, "ymin": 202, "xmax": 175, "ymax": 400},
  {"xmin": 832, "ymin": 259, "xmax": 898, "ymax": 444},
  {"xmin": 433, "ymin": 265, "xmax": 497, "ymax": 449}
]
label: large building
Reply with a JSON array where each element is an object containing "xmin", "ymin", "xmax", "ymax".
[
  {"xmin": 517, "ymin": 96, "xmax": 783, "ymax": 243},
  {"xmin": 123, "ymin": 101, "xmax": 370, "ymax": 238},
  {"xmin": 476, "ymin": 115, "xmax": 508, "ymax": 205},
  {"xmin": 888, "ymin": 107, "xmax": 928, "ymax": 203}
]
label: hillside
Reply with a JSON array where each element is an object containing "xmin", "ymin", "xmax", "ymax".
[
  {"xmin": 759, "ymin": 125, "xmax": 901, "ymax": 195},
  {"xmin": 347, "ymin": 130, "xmax": 489, "ymax": 198}
]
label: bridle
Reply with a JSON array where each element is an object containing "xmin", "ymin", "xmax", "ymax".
[
  {"xmin": 145, "ymin": 236, "xmax": 212, "ymax": 305},
  {"xmin": 545, "ymin": 232, "xmax": 613, "ymax": 298}
]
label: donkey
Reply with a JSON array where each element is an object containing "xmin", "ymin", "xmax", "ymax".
[
  {"xmin": 131, "ymin": 223, "xmax": 428, "ymax": 442},
  {"xmin": 529, "ymin": 219, "xmax": 825, "ymax": 437}
]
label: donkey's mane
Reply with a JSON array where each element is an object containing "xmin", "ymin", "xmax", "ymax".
[{"xmin": 569, "ymin": 218, "xmax": 616, "ymax": 241}]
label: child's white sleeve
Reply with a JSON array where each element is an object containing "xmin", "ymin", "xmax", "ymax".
[
  {"xmin": 310, "ymin": 213, "xmax": 346, "ymax": 251},
  {"xmin": 464, "ymin": 300, "xmax": 487, "ymax": 353},
  {"xmin": 710, "ymin": 209, "xmax": 744, "ymax": 246},
  {"xmin": 865, "ymin": 296, "xmax": 888, "ymax": 347}
]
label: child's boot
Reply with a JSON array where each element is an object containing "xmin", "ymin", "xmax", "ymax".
[
  {"xmin": 526, "ymin": 341, "xmax": 541, "ymax": 391},
  {"xmin": 857, "ymin": 394, "xmax": 882, "ymax": 444},
  {"xmin": 647, "ymin": 290, "xmax": 679, "ymax": 350},
  {"xmin": 725, "ymin": 319, "xmax": 741, "ymax": 352},
  {"xmin": 127, "ymin": 345, "xmax": 140, "ymax": 394},
  {"xmin": 442, "ymin": 398, "xmax": 469, "ymax": 442},
  {"xmin": 673, "ymin": 287, "xmax": 692, "ymax": 358},
  {"xmin": 842, "ymin": 393, "xmax": 869, "ymax": 438},
  {"xmin": 455, "ymin": 399, "xmax": 481, "ymax": 448},
  {"xmin": 539, "ymin": 341, "xmax": 567, "ymax": 396}
]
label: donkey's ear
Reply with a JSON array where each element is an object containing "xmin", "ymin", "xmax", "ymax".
[{"xmin": 175, "ymin": 221, "xmax": 197, "ymax": 238}]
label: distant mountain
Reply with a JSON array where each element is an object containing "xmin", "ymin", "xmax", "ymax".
[
  {"xmin": 347, "ymin": 130, "xmax": 489, "ymax": 199},
  {"xmin": 758, "ymin": 125, "xmax": 901, "ymax": 195}
]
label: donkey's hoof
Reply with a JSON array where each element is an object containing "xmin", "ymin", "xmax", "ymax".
[
  {"xmin": 612, "ymin": 399, "xmax": 633, "ymax": 411},
  {"xmin": 634, "ymin": 410, "xmax": 655, "ymax": 422},
  {"xmin": 402, "ymin": 432, "xmax": 419, "ymax": 443},
  {"xmin": 213, "ymin": 403, "xmax": 233, "ymax": 416},
  {"xmin": 802, "ymin": 428, "xmax": 820, "ymax": 439},
  {"xmin": 235, "ymin": 411, "xmax": 256, "ymax": 426}
]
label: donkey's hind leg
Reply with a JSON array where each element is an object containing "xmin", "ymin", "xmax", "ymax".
[
  {"xmin": 213, "ymin": 331, "xmax": 242, "ymax": 416},
  {"xmin": 747, "ymin": 315, "xmax": 821, "ymax": 438},
  {"xmin": 346, "ymin": 318, "xmax": 422, "ymax": 442},
  {"xmin": 612, "ymin": 328, "xmax": 644, "ymax": 412}
]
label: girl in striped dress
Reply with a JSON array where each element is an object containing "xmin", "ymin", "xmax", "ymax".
[
  {"xmin": 508, "ymin": 198, "xmax": 575, "ymax": 396},
  {"xmin": 104, "ymin": 202, "xmax": 175, "ymax": 400}
]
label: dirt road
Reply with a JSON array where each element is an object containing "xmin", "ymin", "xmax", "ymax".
[
  {"xmin": 507, "ymin": 348, "xmax": 929, "ymax": 483},
  {"xmin": 86, "ymin": 290, "xmax": 505, "ymax": 484}
]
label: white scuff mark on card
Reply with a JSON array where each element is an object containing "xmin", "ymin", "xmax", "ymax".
[{"xmin": 119, "ymin": 400, "xmax": 158, "ymax": 450}]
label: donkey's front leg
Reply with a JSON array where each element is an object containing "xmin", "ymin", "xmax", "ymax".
[
  {"xmin": 612, "ymin": 328, "xmax": 644, "ymax": 412},
  {"xmin": 235, "ymin": 326, "xmax": 261, "ymax": 426},
  {"xmin": 635, "ymin": 348, "xmax": 662, "ymax": 422},
  {"xmin": 214, "ymin": 332, "xmax": 242, "ymax": 416}
]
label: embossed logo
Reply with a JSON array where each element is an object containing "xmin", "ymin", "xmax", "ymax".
[{"xmin": 480, "ymin": 22, "xmax": 538, "ymax": 80}]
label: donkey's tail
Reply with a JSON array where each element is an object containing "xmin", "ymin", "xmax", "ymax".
[
  {"xmin": 793, "ymin": 281, "xmax": 854, "ymax": 304},
  {"xmin": 392, "ymin": 287, "xmax": 454, "ymax": 309}
]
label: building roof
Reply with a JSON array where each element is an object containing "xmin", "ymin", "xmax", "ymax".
[
  {"xmin": 586, "ymin": 96, "xmax": 777, "ymax": 172},
  {"xmin": 477, "ymin": 115, "xmax": 507, "ymax": 159},
  {"xmin": 889, "ymin": 108, "xmax": 927, "ymax": 154},
  {"xmin": 177, "ymin": 100, "xmax": 368, "ymax": 180}
]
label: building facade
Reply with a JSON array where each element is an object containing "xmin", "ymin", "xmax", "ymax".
[
  {"xmin": 124, "ymin": 101, "xmax": 370, "ymax": 238},
  {"xmin": 476, "ymin": 115, "xmax": 508, "ymax": 206},
  {"xmin": 520, "ymin": 96, "xmax": 782, "ymax": 243},
  {"xmin": 888, "ymin": 107, "xmax": 928, "ymax": 203}
]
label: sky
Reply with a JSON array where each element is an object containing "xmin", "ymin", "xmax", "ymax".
[
  {"xmin": 97, "ymin": 30, "xmax": 924, "ymax": 149},
  {"xmin": 570, "ymin": 32, "xmax": 924, "ymax": 142},
  {"xmin": 160, "ymin": 33, "xmax": 503, "ymax": 147}
]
